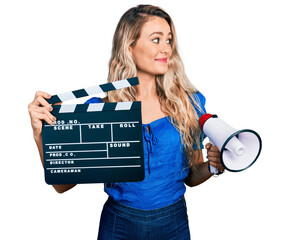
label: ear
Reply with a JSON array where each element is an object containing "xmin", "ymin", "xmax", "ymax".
[{"xmin": 129, "ymin": 45, "xmax": 132, "ymax": 54}]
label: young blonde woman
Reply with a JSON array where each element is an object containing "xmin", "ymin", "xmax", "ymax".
[{"xmin": 28, "ymin": 5, "xmax": 224, "ymax": 240}]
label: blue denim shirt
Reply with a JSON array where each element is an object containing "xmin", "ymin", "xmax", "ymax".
[{"xmin": 85, "ymin": 92, "xmax": 206, "ymax": 209}]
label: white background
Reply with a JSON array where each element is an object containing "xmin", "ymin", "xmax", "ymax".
[{"xmin": 1, "ymin": 0, "xmax": 289, "ymax": 239}]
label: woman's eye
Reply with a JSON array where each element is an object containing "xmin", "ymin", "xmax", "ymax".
[
  {"xmin": 153, "ymin": 38, "xmax": 159, "ymax": 43},
  {"xmin": 167, "ymin": 39, "xmax": 172, "ymax": 45}
]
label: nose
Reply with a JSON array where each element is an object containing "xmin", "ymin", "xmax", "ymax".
[{"xmin": 160, "ymin": 41, "xmax": 171, "ymax": 55}]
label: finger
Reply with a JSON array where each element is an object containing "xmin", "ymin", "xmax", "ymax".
[
  {"xmin": 43, "ymin": 114, "xmax": 56, "ymax": 125},
  {"xmin": 207, "ymin": 145, "xmax": 219, "ymax": 152},
  {"xmin": 211, "ymin": 145, "xmax": 219, "ymax": 151},
  {"xmin": 207, "ymin": 155, "xmax": 223, "ymax": 169},
  {"xmin": 208, "ymin": 161, "xmax": 224, "ymax": 171},
  {"xmin": 31, "ymin": 111, "xmax": 55, "ymax": 125},
  {"xmin": 206, "ymin": 156, "xmax": 221, "ymax": 162},
  {"xmin": 33, "ymin": 96, "xmax": 53, "ymax": 111},
  {"xmin": 207, "ymin": 151, "xmax": 220, "ymax": 158},
  {"xmin": 34, "ymin": 107, "xmax": 56, "ymax": 122},
  {"xmin": 35, "ymin": 91, "xmax": 51, "ymax": 99},
  {"xmin": 205, "ymin": 143, "xmax": 212, "ymax": 149},
  {"xmin": 207, "ymin": 159, "xmax": 224, "ymax": 172}
]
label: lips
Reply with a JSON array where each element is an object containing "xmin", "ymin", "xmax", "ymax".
[{"xmin": 155, "ymin": 58, "xmax": 167, "ymax": 63}]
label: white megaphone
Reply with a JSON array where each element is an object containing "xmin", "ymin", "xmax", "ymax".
[{"xmin": 199, "ymin": 114, "xmax": 262, "ymax": 173}]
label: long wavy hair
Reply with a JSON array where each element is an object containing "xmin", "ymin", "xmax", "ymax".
[{"xmin": 107, "ymin": 4, "xmax": 204, "ymax": 167}]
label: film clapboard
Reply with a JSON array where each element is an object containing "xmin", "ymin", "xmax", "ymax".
[{"xmin": 42, "ymin": 77, "xmax": 145, "ymax": 184}]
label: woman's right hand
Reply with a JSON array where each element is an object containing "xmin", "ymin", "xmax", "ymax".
[{"xmin": 28, "ymin": 91, "xmax": 56, "ymax": 138}]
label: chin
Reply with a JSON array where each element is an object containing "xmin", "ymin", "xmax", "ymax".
[
  {"xmin": 157, "ymin": 69, "xmax": 169, "ymax": 75},
  {"xmin": 138, "ymin": 66, "xmax": 169, "ymax": 77},
  {"xmin": 154, "ymin": 66, "xmax": 169, "ymax": 75}
]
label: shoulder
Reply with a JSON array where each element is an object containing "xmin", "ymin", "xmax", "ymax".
[
  {"xmin": 190, "ymin": 91, "xmax": 206, "ymax": 117},
  {"xmin": 192, "ymin": 91, "xmax": 206, "ymax": 106},
  {"xmin": 189, "ymin": 91, "xmax": 206, "ymax": 108},
  {"xmin": 85, "ymin": 97, "xmax": 108, "ymax": 104}
]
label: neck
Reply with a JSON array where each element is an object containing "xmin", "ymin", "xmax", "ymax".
[{"xmin": 136, "ymin": 72, "xmax": 157, "ymax": 100}]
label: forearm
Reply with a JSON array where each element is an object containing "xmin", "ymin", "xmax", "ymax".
[
  {"xmin": 185, "ymin": 161, "xmax": 213, "ymax": 187},
  {"xmin": 34, "ymin": 134, "xmax": 76, "ymax": 193}
]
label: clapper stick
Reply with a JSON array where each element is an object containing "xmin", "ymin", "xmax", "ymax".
[
  {"xmin": 47, "ymin": 77, "xmax": 139, "ymax": 105},
  {"xmin": 42, "ymin": 77, "xmax": 145, "ymax": 185}
]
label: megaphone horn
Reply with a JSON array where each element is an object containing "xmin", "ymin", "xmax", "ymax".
[{"xmin": 199, "ymin": 114, "xmax": 262, "ymax": 173}]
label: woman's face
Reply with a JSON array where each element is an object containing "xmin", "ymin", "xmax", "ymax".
[{"xmin": 129, "ymin": 16, "xmax": 173, "ymax": 77}]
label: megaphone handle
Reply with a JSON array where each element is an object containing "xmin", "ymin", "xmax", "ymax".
[{"xmin": 208, "ymin": 139, "xmax": 220, "ymax": 175}]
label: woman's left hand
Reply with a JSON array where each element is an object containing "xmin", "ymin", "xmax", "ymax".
[{"xmin": 205, "ymin": 143, "xmax": 224, "ymax": 173}]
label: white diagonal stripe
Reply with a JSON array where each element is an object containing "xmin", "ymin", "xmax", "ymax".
[
  {"xmin": 115, "ymin": 102, "xmax": 133, "ymax": 110},
  {"xmin": 59, "ymin": 104, "xmax": 76, "ymax": 113},
  {"xmin": 112, "ymin": 79, "xmax": 131, "ymax": 90},
  {"xmin": 87, "ymin": 103, "xmax": 104, "ymax": 112},
  {"xmin": 58, "ymin": 92, "xmax": 76, "ymax": 102},
  {"xmin": 84, "ymin": 85, "xmax": 104, "ymax": 95}
]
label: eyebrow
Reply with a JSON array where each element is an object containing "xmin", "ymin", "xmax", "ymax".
[{"xmin": 149, "ymin": 31, "xmax": 172, "ymax": 37}]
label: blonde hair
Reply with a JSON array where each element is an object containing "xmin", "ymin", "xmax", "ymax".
[{"xmin": 107, "ymin": 5, "xmax": 204, "ymax": 167}]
